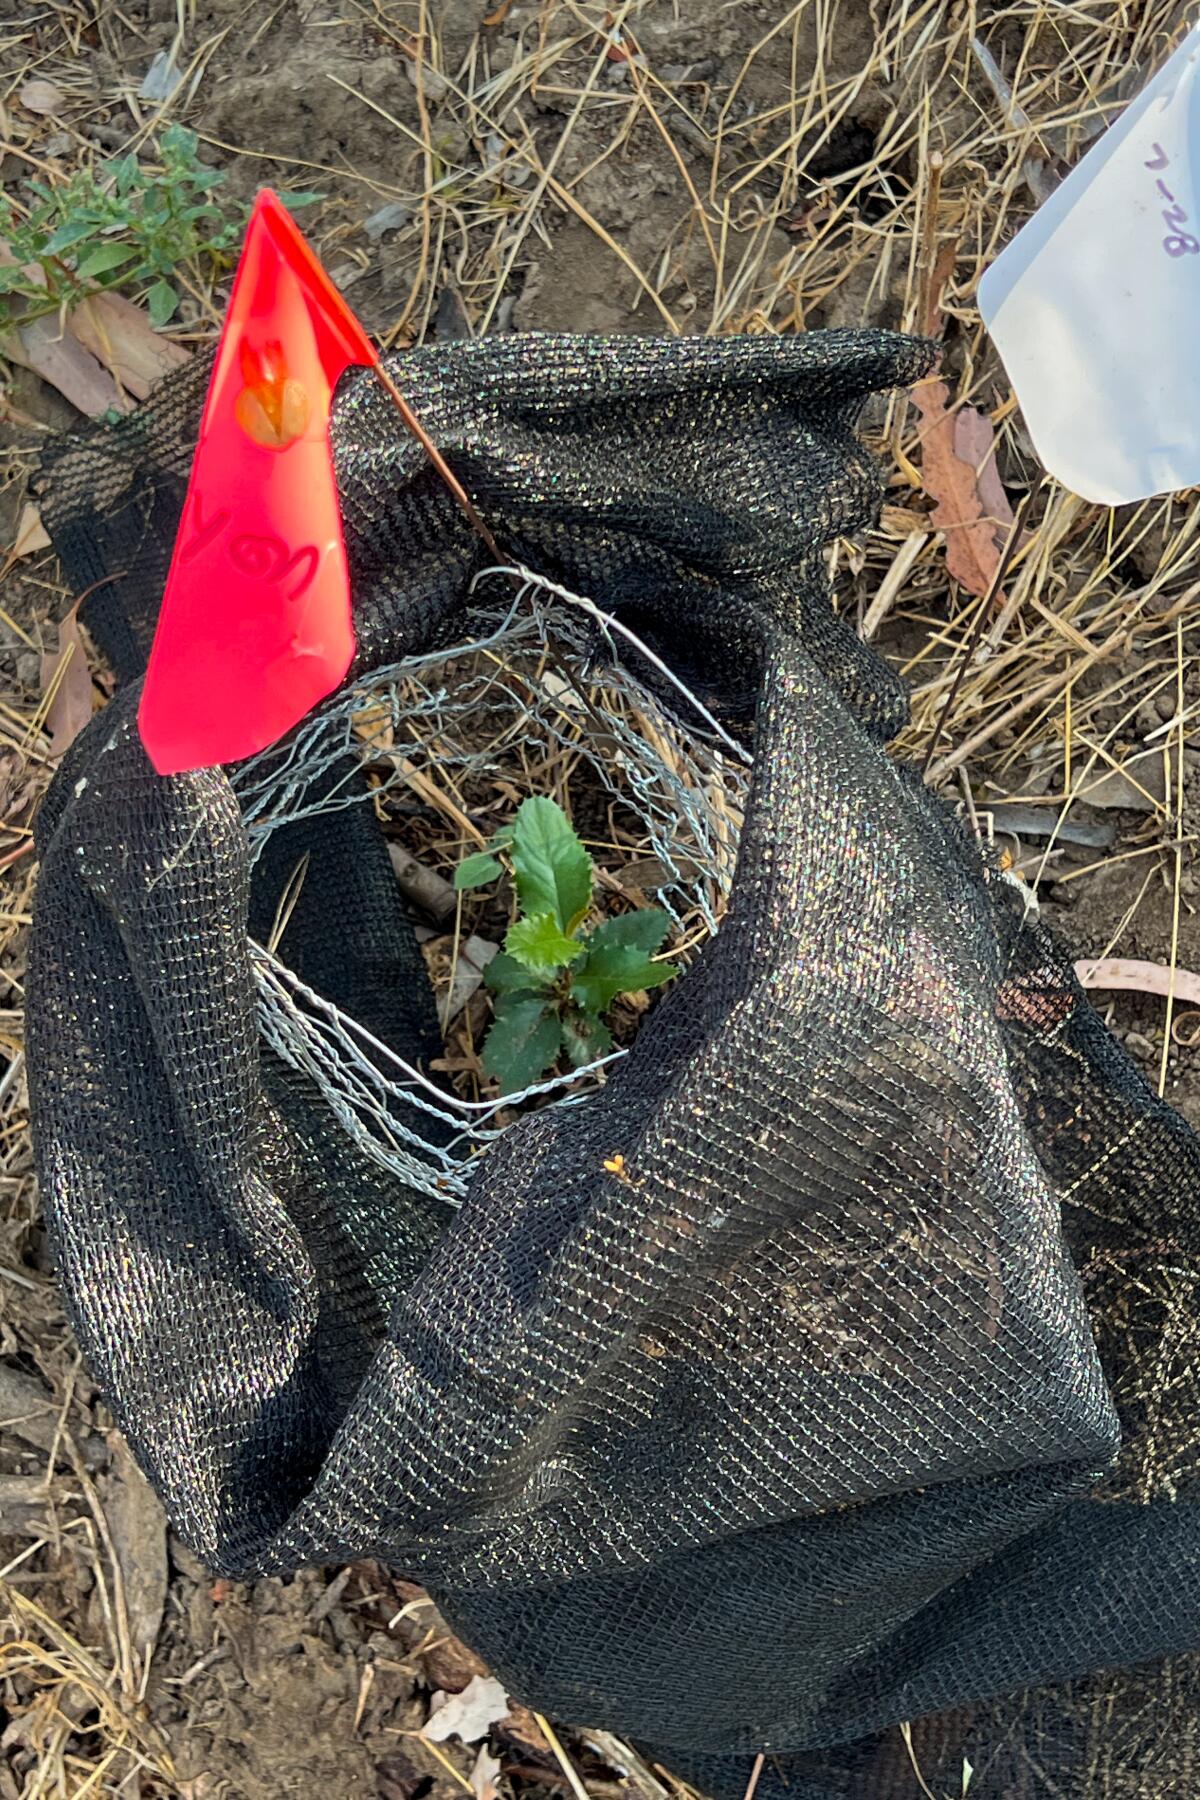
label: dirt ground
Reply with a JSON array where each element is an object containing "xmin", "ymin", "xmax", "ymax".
[{"xmin": 2, "ymin": 1, "xmax": 1200, "ymax": 1795}]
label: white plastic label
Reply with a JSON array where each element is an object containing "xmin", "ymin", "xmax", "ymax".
[{"xmin": 979, "ymin": 23, "xmax": 1200, "ymax": 506}]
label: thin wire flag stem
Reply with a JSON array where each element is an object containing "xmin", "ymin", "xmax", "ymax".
[{"xmin": 372, "ymin": 359, "xmax": 501, "ymax": 559}]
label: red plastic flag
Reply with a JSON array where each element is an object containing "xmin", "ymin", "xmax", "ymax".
[{"xmin": 138, "ymin": 190, "xmax": 378, "ymax": 775}]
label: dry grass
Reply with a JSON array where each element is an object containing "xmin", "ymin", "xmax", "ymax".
[
  {"xmin": 1, "ymin": 1585, "xmax": 176, "ymax": 1796},
  {"xmin": 312, "ymin": 0, "xmax": 1196, "ymax": 963},
  {"xmin": 2, "ymin": 0, "xmax": 1199, "ymax": 1793}
]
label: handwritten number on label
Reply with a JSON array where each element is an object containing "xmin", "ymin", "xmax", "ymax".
[
  {"xmin": 181, "ymin": 492, "xmax": 230, "ymax": 563},
  {"xmin": 228, "ymin": 534, "xmax": 319, "ymax": 600},
  {"xmin": 1145, "ymin": 143, "xmax": 1200, "ymax": 255}
]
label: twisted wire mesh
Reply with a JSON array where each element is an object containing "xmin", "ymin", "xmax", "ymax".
[{"xmin": 234, "ymin": 572, "xmax": 749, "ymax": 1201}]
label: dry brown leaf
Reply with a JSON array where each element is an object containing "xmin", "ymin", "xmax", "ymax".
[
  {"xmin": 40, "ymin": 612, "xmax": 93, "ymax": 759},
  {"xmin": 913, "ymin": 241, "xmax": 1013, "ymax": 601},
  {"xmin": 0, "ymin": 748, "xmax": 39, "ymax": 828},
  {"xmin": 423, "ymin": 1675, "xmax": 512, "ymax": 1745},
  {"xmin": 469, "ymin": 1746, "xmax": 502, "ymax": 1800},
  {"xmin": 495, "ymin": 1700, "xmax": 551, "ymax": 1759},
  {"xmin": 69, "ymin": 292, "xmax": 190, "ymax": 400},
  {"xmin": 18, "ymin": 79, "xmax": 65, "ymax": 116},
  {"xmin": 4, "ymin": 313, "xmax": 128, "ymax": 418},
  {"xmin": 11, "ymin": 501, "xmax": 50, "ymax": 559},
  {"xmin": 952, "ymin": 407, "xmax": 1015, "ymax": 536},
  {"xmin": 912, "ymin": 382, "xmax": 1009, "ymax": 602},
  {"xmin": 578, "ymin": 1731, "xmax": 672, "ymax": 1800},
  {"xmin": 102, "ymin": 1435, "xmax": 169, "ymax": 1661}
]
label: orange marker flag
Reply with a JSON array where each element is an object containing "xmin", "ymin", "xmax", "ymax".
[{"xmin": 138, "ymin": 190, "xmax": 378, "ymax": 775}]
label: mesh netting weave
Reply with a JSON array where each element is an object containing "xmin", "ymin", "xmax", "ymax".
[{"xmin": 26, "ymin": 331, "xmax": 1200, "ymax": 1799}]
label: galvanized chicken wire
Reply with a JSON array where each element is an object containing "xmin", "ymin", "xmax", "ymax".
[{"xmin": 232, "ymin": 568, "xmax": 750, "ymax": 1204}]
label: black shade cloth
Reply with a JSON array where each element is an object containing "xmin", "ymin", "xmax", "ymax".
[{"xmin": 27, "ymin": 331, "xmax": 1200, "ymax": 1799}]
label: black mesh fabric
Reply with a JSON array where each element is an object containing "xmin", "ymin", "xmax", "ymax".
[{"xmin": 27, "ymin": 331, "xmax": 1200, "ymax": 1799}]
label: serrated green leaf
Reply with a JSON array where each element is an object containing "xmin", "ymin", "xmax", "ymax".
[
  {"xmin": 584, "ymin": 908, "xmax": 672, "ymax": 959},
  {"xmin": 505, "ymin": 912, "xmax": 583, "ymax": 978},
  {"xmin": 455, "ymin": 850, "xmax": 503, "ymax": 892},
  {"xmin": 75, "ymin": 240, "xmax": 138, "ymax": 280},
  {"xmin": 561, "ymin": 1010, "xmax": 614, "ymax": 1069},
  {"xmin": 482, "ymin": 997, "xmax": 562, "ymax": 1095},
  {"xmin": 484, "ymin": 951, "xmax": 545, "ymax": 998},
  {"xmin": 146, "ymin": 277, "xmax": 179, "ymax": 325},
  {"xmin": 573, "ymin": 917, "xmax": 677, "ymax": 1015},
  {"xmin": 511, "ymin": 796, "xmax": 591, "ymax": 931}
]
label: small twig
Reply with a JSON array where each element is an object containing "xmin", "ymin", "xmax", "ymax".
[
  {"xmin": 405, "ymin": 1732, "xmax": 476, "ymax": 1796},
  {"xmin": 441, "ymin": 889, "xmax": 466, "ymax": 1035},
  {"xmin": 62, "ymin": 1433, "xmax": 137, "ymax": 1701},
  {"xmin": 918, "ymin": 150, "xmax": 945, "ymax": 336},
  {"xmin": 387, "ymin": 843, "xmax": 458, "ymax": 926},
  {"xmin": 0, "ymin": 840, "xmax": 33, "ymax": 874},
  {"xmin": 533, "ymin": 1712, "xmax": 594, "ymax": 1800},
  {"xmin": 921, "ymin": 476, "xmax": 1042, "ymax": 782},
  {"xmin": 741, "ymin": 1753, "xmax": 765, "ymax": 1800},
  {"xmin": 61, "ymin": 569, "xmax": 129, "ymax": 625},
  {"xmin": 1159, "ymin": 612, "xmax": 1186, "ymax": 1098},
  {"xmin": 899, "ymin": 1722, "xmax": 940, "ymax": 1800}
]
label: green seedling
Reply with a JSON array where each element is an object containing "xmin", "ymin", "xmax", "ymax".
[
  {"xmin": 455, "ymin": 795, "xmax": 678, "ymax": 1095},
  {"xmin": 0, "ymin": 126, "xmax": 319, "ymax": 327}
]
